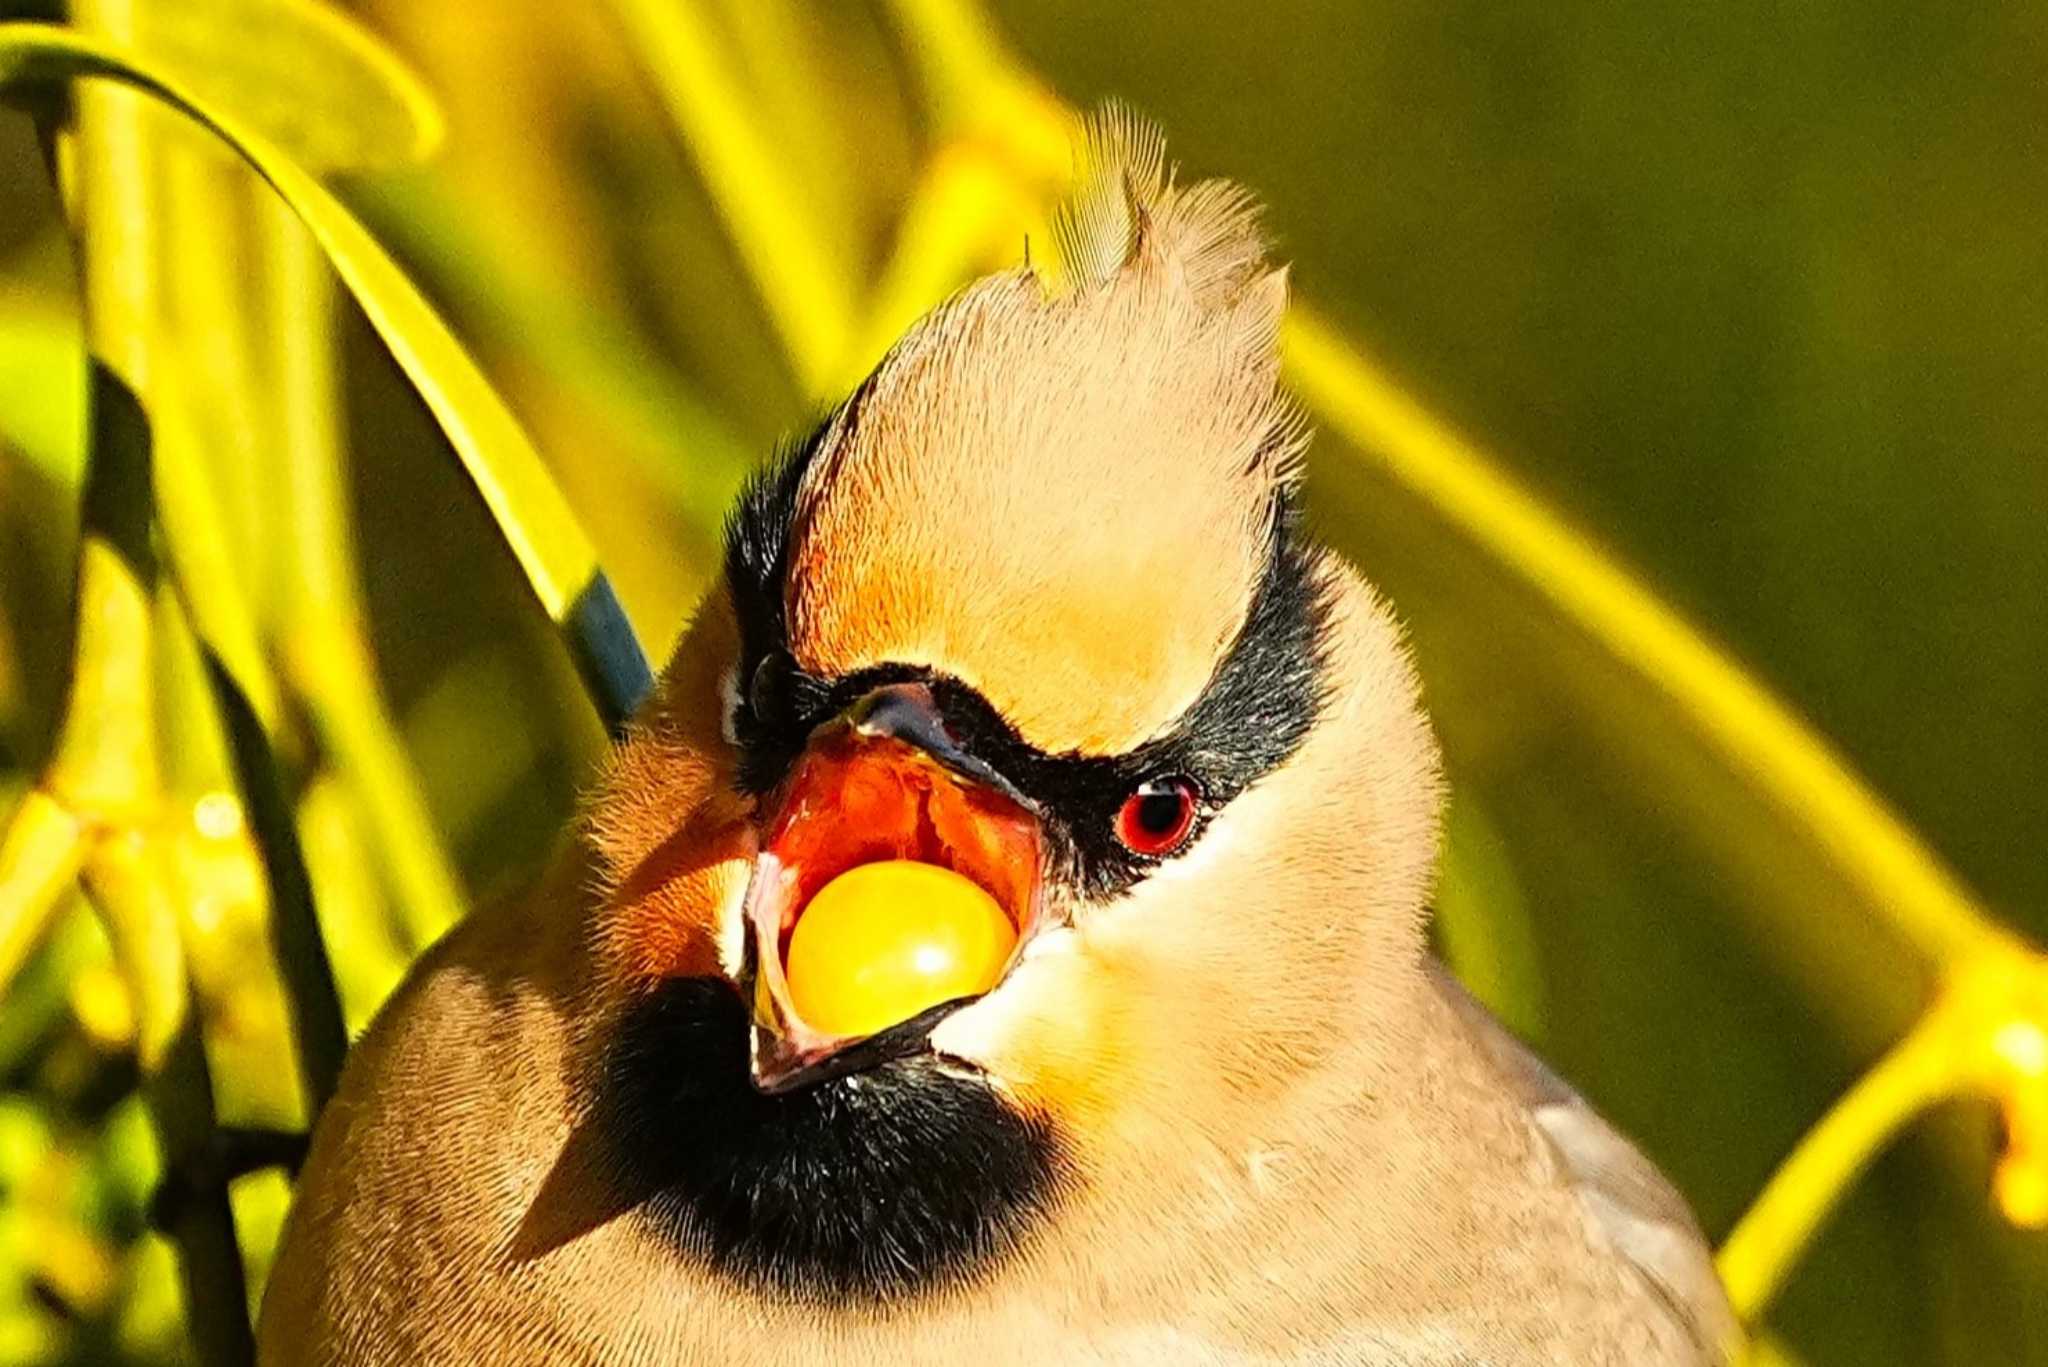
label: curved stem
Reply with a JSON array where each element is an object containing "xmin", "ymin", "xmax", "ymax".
[
  {"xmin": 0, "ymin": 21, "xmax": 647, "ymax": 726},
  {"xmin": 603, "ymin": 0, "xmax": 853, "ymax": 395},
  {"xmin": 1283, "ymin": 309, "xmax": 2007, "ymax": 971},
  {"xmin": 881, "ymin": 0, "xmax": 1010, "ymax": 116},
  {"xmin": 264, "ymin": 197, "xmax": 467, "ymax": 948},
  {"xmin": 204, "ymin": 650, "xmax": 347, "ymax": 1110},
  {"xmin": 1714, "ymin": 1011, "xmax": 1956, "ymax": 1323},
  {"xmin": 843, "ymin": 142, "xmax": 1032, "ymax": 388}
]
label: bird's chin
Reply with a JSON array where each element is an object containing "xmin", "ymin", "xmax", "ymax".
[
  {"xmin": 744, "ymin": 981, "xmax": 980, "ymax": 1095},
  {"xmin": 598, "ymin": 976, "xmax": 1064, "ymax": 1303},
  {"xmin": 736, "ymin": 720, "xmax": 1051, "ymax": 1094}
]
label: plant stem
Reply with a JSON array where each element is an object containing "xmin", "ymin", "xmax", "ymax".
[
  {"xmin": 843, "ymin": 142, "xmax": 1032, "ymax": 387},
  {"xmin": 144, "ymin": 1014, "xmax": 256, "ymax": 1365},
  {"xmin": 1716, "ymin": 945, "xmax": 2048, "ymax": 1326},
  {"xmin": 1714, "ymin": 1010, "xmax": 1956, "ymax": 1323},
  {"xmin": 881, "ymin": 0, "xmax": 1011, "ymax": 120},
  {"xmin": 1, "ymin": 21, "xmax": 655, "ymax": 729},
  {"xmin": 288, "ymin": 632, "xmax": 467, "ymax": 949},
  {"xmin": 206, "ymin": 651, "xmax": 347, "ymax": 1110},
  {"xmin": 1283, "ymin": 308, "xmax": 2008, "ymax": 972},
  {"xmin": 59, "ymin": 1, "xmax": 254, "ymax": 1356},
  {"xmin": 604, "ymin": 0, "xmax": 854, "ymax": 395},
  {"xmin": 264, "ymin": 192, "xmax": 468, "ymax": 949}
]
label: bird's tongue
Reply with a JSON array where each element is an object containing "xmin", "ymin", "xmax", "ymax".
[{"xmin": 746, "ymin": 730, "xmax": 1041, "ymax": 1088}]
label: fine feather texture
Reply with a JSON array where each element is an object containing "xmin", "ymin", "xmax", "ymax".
[
  {"xmin": 260, "ymin": 106, "xmax": 1736, "ymax": 1366},
  {"xmin": 1046, "ymin": 102, "xmax": 1167, "ymax": 292},
  {"xmin": 600, "ymin": 978, "xmax": 1063, "ymax": 1302},
  {"xmin": 1431, "ymin": 962, "xmax": 1744, "ymax": 1361},
  {"xmin": 787, "ymin": 108, "xmax": 1304, "ymax": 757},
  {"xmin": 1048, "ymin": 102, "xmax": 1270, "ymax": 312}
]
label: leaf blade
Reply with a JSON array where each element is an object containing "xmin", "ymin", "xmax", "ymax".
[
  {"xmin": 129, "ymin": 0, "xmax": 444, "ymax": 173},
  {"xmin": 0, "ymin": 22, "xmax": 651, "ymax": 729}
]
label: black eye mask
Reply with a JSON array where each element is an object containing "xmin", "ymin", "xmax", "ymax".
[{"xmin": 721, "ymin": 412, "xmax": 1331, "ymax": 899}]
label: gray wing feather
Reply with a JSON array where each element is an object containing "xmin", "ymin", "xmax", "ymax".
[{"xmin": 1428, "ymin": 959, "xmax": 1744, "ymax": 1363}]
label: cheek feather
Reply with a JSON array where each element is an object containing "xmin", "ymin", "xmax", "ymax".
[
  {"xmin": 602, "ymin": 805, "xmax": 755, "ymax": 983},
  {"xmin": 585, "ymin": 593, "xmax": 757, "ymax": 987}
]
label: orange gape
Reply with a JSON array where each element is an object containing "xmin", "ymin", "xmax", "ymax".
[
  {"xmin": 760, "ymin": 730, "xmax": 1041, "ymax": 953},
  {"xmin": 741, "ymin": 720, "xmax": 1050, "ymax": 1088}
]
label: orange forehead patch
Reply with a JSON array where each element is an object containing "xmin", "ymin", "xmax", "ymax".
[{"xmin": 786, "ymin": 268, "xmax": 1291, "ymax": 756}]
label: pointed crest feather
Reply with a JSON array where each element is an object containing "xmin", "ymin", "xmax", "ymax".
[
  {"xmin": 784, "ymin": 103, "xmax": 1307, "ymax": 753},
  {"xmin": 1048, "ymin": 102, "xmax": 1273, "ymax": 313}
]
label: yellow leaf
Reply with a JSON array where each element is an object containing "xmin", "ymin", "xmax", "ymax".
[
  {"xmin": 0, "ymin": 22, "xmax": 649, "ymax": 727},
  {"xmin": 128, "ymin": 0, "xmax": 443, "ymax": 173},
  {"xmin": 0, "ymin": 299, "xmax": 85, "ymax": 489}
]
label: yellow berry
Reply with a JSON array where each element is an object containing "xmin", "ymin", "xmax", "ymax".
[
  {"xmin": 784, "ymin": 861, "xmax": 1016, "ymax": 1038},
  {"xmin": 1998, "ymin": 1163, "xmax": 2048, "ymax": 1229}
]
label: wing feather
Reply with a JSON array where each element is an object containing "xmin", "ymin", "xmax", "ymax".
[{"xmin": 1428, "ymin": 959, "xmax": 1743, "ymax": 1363}]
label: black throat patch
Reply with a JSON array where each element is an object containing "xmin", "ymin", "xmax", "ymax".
[{"xmin": 595, "ymin": 978, "xmax": 1065, "ymax": 1304}]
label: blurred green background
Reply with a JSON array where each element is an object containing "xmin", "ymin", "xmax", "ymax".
[{"xmin": 0, "ymin": 1, "xmax": 2043, "ymax": 1362}]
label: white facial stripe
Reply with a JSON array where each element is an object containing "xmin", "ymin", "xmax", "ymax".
[{"xmin": 713, "ymin": 858, "xmax": 749, "ymax": 981}]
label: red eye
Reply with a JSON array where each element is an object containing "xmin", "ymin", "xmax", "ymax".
[{"xmin": 1115, "ymin": 777, "xmax": 1199, "ymax": 856}]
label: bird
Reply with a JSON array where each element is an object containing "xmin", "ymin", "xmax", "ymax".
[{"xmin": 258, "ymin": 107, "xmax": 1740, "ymax": 1366}]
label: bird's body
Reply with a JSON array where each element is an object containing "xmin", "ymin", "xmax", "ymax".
[
  {"xmin": 261, "ymin": 111, "xmax": 1737, "ymax": 1365},
  {"xmin": 262, "ymin": 867, "xmax": 1722, "ymax": 1364}
]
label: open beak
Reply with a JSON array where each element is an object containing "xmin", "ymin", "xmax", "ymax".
[{"xmin": 742, "ymin": 682, "xmax": 1047, "ymax": 1093}]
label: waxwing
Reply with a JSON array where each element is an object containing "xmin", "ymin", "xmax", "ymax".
[{"xmin": 259, "ymin": 109, "xmax": 1738, "ymax": 1366}]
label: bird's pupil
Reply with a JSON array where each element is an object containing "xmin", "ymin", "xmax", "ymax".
[{"xmin": 1136, "ymin": 789, "xmax": 1184, "ymax": 834}]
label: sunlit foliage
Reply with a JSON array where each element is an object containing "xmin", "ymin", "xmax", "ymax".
[{"xmin": 0, "ymin": 2, "xmax": 2042, "ymax": 1362}]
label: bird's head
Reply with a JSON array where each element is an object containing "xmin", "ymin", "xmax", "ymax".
[{"xmin": 578, "ymin": 109, "xmax": 1443, "ymax": 1305}]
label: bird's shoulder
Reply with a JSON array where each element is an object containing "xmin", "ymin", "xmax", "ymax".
[
  {"xmin": 259, "ymin": 857, "xmax": 619, "ymax": 1364},
  {"xmin": 1424, "ymin": 959, "xmax": 1743, "ymax": 1365}
]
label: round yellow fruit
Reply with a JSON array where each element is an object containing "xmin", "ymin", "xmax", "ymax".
[{"xmin": 784, "ymin": 860, "xmax": 1016, "ymax": 1038}]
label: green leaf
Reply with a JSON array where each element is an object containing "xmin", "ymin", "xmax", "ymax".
[
  {"xmin": 605, "ymin": 0, "xmax": 856, "ymax": 394},
  {"xmin": 1435, "ymin": 796, "xmax": 1547, "ymax": 1041},
  {"xmin": 0, "ymin": 22, "xmax": 650, "ymax": 728}
]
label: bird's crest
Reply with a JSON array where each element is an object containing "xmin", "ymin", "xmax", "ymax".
[
  {"xmin": 784, "ymin": 104, "xmax": 1304, "ymax": 756},
  {"xmin": 1046, "ymin": 103, "xmax": 1273, "ymax": 315}
]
